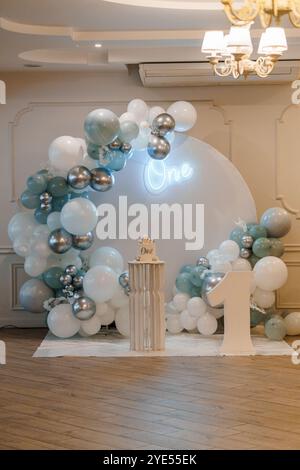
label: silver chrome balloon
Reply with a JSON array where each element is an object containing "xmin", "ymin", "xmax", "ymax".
[
  {"xmin": 65, "ymin": 265, "xmax": 78, "ymax": 277},
  {"xmin": 59, "ymin": 273, "xmax": 73, "ymax": 286},
  {"xmin": 120, "ymin": 142, "xmax": 132, "ymax": 154},
  {"xmin": 40, "ymin": 192, "xmax": 52, "ymax": 204},
  {"xmin": 48, "ymin": 228, "xmax": 72, "ymax": 254},
  {"xmin": 67, "ymin": 166, "xmax": 91, "ymax": 190},
  {"xmin": 73, "ymin": 290, "xmax": 84, "ymax": 301},
  {"xmin": 72, "ymin": 296, "xmax": 96, "ymax": 321},
  {"xmin": 152, "ymin": 113, "xmax": 175, "ymax": 137},
  {"xmin": 72, "ymin": 274, "xmax": 84, "ymax": 289},
  {"xmin": 196, "ymin": 257, "xmax": 210, "ymax": 269},
  {"xmin": 72, "ymin": 232, "xmax": 94, "ymax": 250},
  {"xmin": 90, "ymin": 167, "xmax": 115, "ymax": 192},
  {"xmin": 240, "ymin": 248, "xmax": 251, "ymax": 259},
  {"xmin": 147, "ymin": 133, "xmax": 170, "ymax": 160},
  {"xmin": 40, "ymin": 202, "xmax": 52, "ymax": 211},
  {"xmin": 119, "ymin": 271, "xmax": 129, "ymax": 288},
  {"xmin": 108, "ymin": 138, "xmax": 122, "ymax": 150},
  {"xmin": 241, "ymin": 234, "xmax": 254, "ymax": 249},
  {"xmin": 201, "ymin": 272, "xmax": 225, "ymax": 308}
]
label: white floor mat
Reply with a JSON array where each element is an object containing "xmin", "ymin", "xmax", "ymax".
[{"xmin": 33, "ymin": 332, "xmax": 293, "ymax": 358}]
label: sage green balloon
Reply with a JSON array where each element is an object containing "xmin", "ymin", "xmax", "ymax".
[
  {"xmin": 179, "ymin": 264, "xmax": 195, "ymax": 274},
  {"xmin": 175, "ymin": 272, "xmax": 193, "ymax": 295},
  {"xmin": 250, "ymin": 307, "xmax": 266, "ymax": 327},
  {"xmin": 87, "ymin": 142, "xmax": 101, "ymax": 160},
  {"xmin": 52, "ymin": 195, "xmax": 70, "ymax": 212},
  {"xmin": 248, "ymin": 224, "xmax": 267, "ymax": 240},
  {"xmin": 190, "ymin": 266, "xmax": 206, "ymax": 287},
  {"xmin": 269, "ymin": 238, "xmax": 284, "ymax": 258},
  {"xmin": 20, "ymin": 190, "xmax": 40, "ymax": 209},
  {"xmin": 27, "ymin": 173, "xmax": 48, "ymax": 195},
  {"xmin": 249, "ymin": 254, "xmax": 260, "ymax": 268},
  {"xmin": 230, "ymin": 227, "xmax": 246, "ymax": 247},
  {"xmin": 43, "ymin": 266, "xmax": 64, "ymax": 289},
  {"xmin": 34, "ymin": 206, "xmax": 52, "ymax": 224},
  {"xmin": 264, "ymin": 315, "xmax": 287, "ymax": 341},
  {"xmin": 252, "ymin": 237, "xmax": 272, "ymax": 258},
  {"xmin": 47, "ymin": 177, "xmax": 69, "ymax": 197}
]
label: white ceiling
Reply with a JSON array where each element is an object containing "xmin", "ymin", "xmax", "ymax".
[{"xmin": 0, "ymin": 0, "xmax": 300, "ymax": 71}]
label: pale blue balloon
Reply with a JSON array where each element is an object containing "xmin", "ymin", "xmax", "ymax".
[
  {"xmin": 265, "ymin": 315, "xmax": 287, "ymax": 341},
  {"xmin": 84, "ymin": 109, "xmax": 120, "ymax": 146},
  {"xmin": 20, "ymin": 190, "xmax": 40, "ymax": 209},
  {"xmin": 27, "ymin": 173, "xmax": 48, "ymax": 195},
  {"xmin": 106, "ymin": 150, "xmax": 127, "ymax": 172},
  {"xmin": 34, "ymin": 207, "xmax": 52, "ymax": 224}
]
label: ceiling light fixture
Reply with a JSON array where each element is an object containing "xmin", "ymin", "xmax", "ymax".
[
  {"xmin": 222, "ymin": 0, "xmax": 300, "ymax": 28},
  {"xmin": 202, "ymin": 25, "xmax": 287, "ymax": 79},
  {"xmin": 94, "ymin": 43, "xmax": 102, "ymax": 48}
]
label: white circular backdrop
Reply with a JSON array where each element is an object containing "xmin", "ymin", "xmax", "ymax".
[{"xmin": 89, "ymin": 136, "xmax": 256, "ymax": 299}]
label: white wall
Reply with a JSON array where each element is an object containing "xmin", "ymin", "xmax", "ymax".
[{"xmin": 0, "ymin": 69, "xmax": 299, "ymax": 327}]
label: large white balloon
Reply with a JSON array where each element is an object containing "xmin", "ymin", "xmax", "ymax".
[
  {"xmin": 197, "ymin": 312, "xmax": 218, "ymax": 335},
  {"xmin": 89, "ymin": 246, "xmax": 124, "ymax": 272},
  {"xmin": 83, "ymin": 265, "xmax": 118, "ymax": 303},
  {"xmin": 253, "ymin": 287, "xmax": 275, "ymax": 309},
  {"xmin": 47, "ymin": 303, "xmax": 81, "ymax": 338},
  {"xmin": 166, "ymin": 313, "xmax": 183, "ymax": 334},
  {"xmin": 61, "ymin": 198, "xmax": 98, "ymax": 235},
  {"xmin": 115, "ymin": 306, "xmax": 130, "ymax": 337},
  {"xmin": 254, "ymin": 256, "xmax": 288, "ymax": 291},
  {"xmin": 96, "ymin": 303, "xmax": 115, "ymax": 326},
  {"xmin": 219, "ymin": 240, "xmax": 240, "ymax": 262},
  {"xmin": 79, "ymin": 315, "xmax": 101, "ymax": 336},
  {"xmin": 48, "ymin": 136, "xmax": 83, "ymax": 172},
  {"xmin": 180, "ymin": 310, "xmax": 198, "ymax": 331},
  {"xmin": 110, "ymin": 285, "xmax": 129, "ymax": 309},
  {"xmin": 284, "ymin": 312, "xmax": 300, "ymax": 336},
  {"xmin": 8, "ymin": 212, "xmax": 38, "ymax": 242},
  {"xmin": 187, "ymin": 297, "xmax": 207, "ymax": 318},
  {"xmin": 167, "ymin": 101, "xmax": 197, "ymax": 132},
  {"xmin": 127, "ymin": 99, "xmax": 149, "ymax": 123},
  {"xmin": 24, "ymin": 255, "xmax": 47, "ymax": 277},
  {"xmin": 13, "ymin": 235, "xmax": 31, "ymax": 258},
  {"xmin": 173, "ymin": 293, "xmax": 190, "ymax": 312}
]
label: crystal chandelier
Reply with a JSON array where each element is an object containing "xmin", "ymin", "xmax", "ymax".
[
  {"xmin": 222, "ymin": 0, "xmax": 300, "ymax": 28},
  {"xmin": 201, "ymin": 25, "xmax": 287, "ymax": 78}
]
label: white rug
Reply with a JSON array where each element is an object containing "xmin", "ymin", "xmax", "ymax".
[{"xmin": 33, "ymin": 332, "xmax": 293, "ymax": 358}]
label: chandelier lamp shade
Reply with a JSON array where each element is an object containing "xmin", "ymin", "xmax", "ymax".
[
  {"xmin": 221, "ymin": 0, "xmax": 300, "ymax": 28},
  {"xmin": 201, "ymin": 25, "xmax": 287, "ymax": 79}
]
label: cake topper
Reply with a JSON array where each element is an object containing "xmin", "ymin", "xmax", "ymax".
[{"xmin": 136, "ymin": 236, "xmax": 159, "ymax": 263}]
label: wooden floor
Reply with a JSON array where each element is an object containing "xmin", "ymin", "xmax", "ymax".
[{"xmin": 0, "ymin": 329, "xmax": 300, "ymax": 450}]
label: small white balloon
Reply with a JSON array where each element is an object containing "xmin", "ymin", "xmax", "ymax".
[
  {"xmin": 207, "ymin": 306, "xmax": 224, "ymax": 319},
  {"xmin": 96, "ymin": 304, "xmax": 115, "ymax": 326},
  {"xmin": 232, "ymin": 258, "xmax": 252, "ymax": 271},
  {"xmin": 79, "ymin": 315, "xmax": 101, "ymax": 336},
  {"xmin": 180, "ymin": 310, "xmax": 198, "ymax": 331},
  {"xmin": 89, "ymin": 246, "xmax": 124, "ymax": 272},
  {"xmin": 197, "ymin": 312, "xmax": 218, "ymax": 335},
  {"xmin": 127, "ymin": 99, "xmax": 149, "ymax": 123},
  {"xmin": 166, "ymin": 313, "xmax": 183, "ymax": 334},
  {"xmin": 167, "ymin": 101, "xmax": 197, "ymax": 132},
  {"xmin": 48, "ymin": 136, "xmax": 83, "ymax": 172},
  {"xmin": 254, "ymin": 256, "xmax": 288, "ymax": 291},
  {"xmin": 148, "ymin": 106, "xmax": 165, "ymax": 124},
  {"xmin": 165, "ymin": 301, "xmax": 179, "ymax": 315},
  {"xmin": 82, "ymin": 152, "xmax": 98, "ymax": 171},
  {"xmin": 219, "ymin": 240, "xmax": 240, "ymax": 262},
  {"xmin": 60, "ymin": 198, "xmax": 98, "ymax": 235},
  {"xmin": 211, "ymin": 258, "xmax": 232, "ymax": 274},
  {"xmin": 187, "ymin": 297, "xmax": 207, "ymax": 318},
  {"xmin": 115, "ymin": 306, "xmax": 130, "ymax": 337},
  {"xmin": 83, "ymin": 265, "xmax": 118, "ymax": 303},
  {"xmin": 173, "ymin": 293, "xmax": 190, "ymax": 312},
  {"xmin": 47, "ymin": 304, "xmax": 81, "ymax": 338},
  {"xmin": 253, "ymin": 287, "xmax": 275, "ymax": 309},
  {"xmin": 47, "ymin": 212, "xmax": 62, "ymax": 231},
  {"xmin": 13, "ymin": 235, "xmax": 31, "ymax": 258},
  {"xmin": 119, "ymin": 112, "xmax": 137, "ymax": 124},
  {"xmin": 207, "ymin": 249, "xmax": 221, "ymax": 265},
  {"xmin": 24, "ymin": 255, "xmax": 47, "ymax": 277},
  {"xmin": 284, "ymin": 312, "xmax": 300, "ymax": 336},
  {"xmin": 110, "ymin": 285, "xmax": 129, "ymax": 309},
  {"xmin": 8, "ymin": 212, "xmax": 38, "ymax": 242}
]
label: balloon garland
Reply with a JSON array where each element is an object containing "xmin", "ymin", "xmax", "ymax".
[
  {"xmin": 166, "ymin": 207, "xmax": 292, "ymax": 341},
  {"xmin": 8, "ymin": 100, "xmax": 197, "ymax": 339}
]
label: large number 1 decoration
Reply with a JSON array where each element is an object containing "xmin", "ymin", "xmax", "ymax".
[{"xmin": 207, "ymin": 271, "xmax": 255, "ymax": 356}]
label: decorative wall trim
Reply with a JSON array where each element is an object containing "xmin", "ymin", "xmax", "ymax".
[
  {"xmin": 276, "ymin": 259, "xmax": 300, "ymax": 309},
  {"xmin": 10, "ymin": 262, "xmax": 24, "ymax": 310},
  {"xmin": 284, "ymin": 244, "xmax": 300, "ymax": 252},
  {"xmin": 8, "ymin": 99, "xmax": 232, "ymax": 202},
  {"xmin": 0, "ymin": 246, "xmax": 14, "ymax": 255}
]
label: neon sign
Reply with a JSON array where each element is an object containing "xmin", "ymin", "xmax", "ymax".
[{"xmin": 144, "ymin": 159, "xmax": 193, "ymax": 194}]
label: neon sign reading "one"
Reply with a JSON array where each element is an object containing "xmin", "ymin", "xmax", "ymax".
[{"xmin": 144, "ymin": 159, "xmax": 193, "ymax": 194}]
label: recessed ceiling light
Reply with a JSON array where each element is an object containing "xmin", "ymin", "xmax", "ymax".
[
  {"xmin": 23, "ymin": 63, "xmax": 42, "ymax": 68},
  {"xmin": 94, "ymin": 43, "xmax": 102, "ymax": 48}
]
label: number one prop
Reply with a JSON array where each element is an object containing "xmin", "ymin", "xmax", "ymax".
[{"xmin": 207, "ymin": 271, "xmax": 255, "ymax": 356}]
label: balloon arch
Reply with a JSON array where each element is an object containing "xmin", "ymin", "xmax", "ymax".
[{"xmin": 8, "ymin": 99, "xmax": 296, "ymax": 341}]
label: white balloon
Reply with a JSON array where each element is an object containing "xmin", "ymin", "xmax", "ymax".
[
  {"xmin": 47, "ymin": 212, "xmax": 62, "ymax": 231},
  {"xmin": 253, "ymin": 287, "xmax": 275, "ymax": 309},
  {"xmin": 119, "ymin": 112, "xmax": 137, "ymax": 124},
  {"xmin": 173, "ymin": 293, "xmax": 190, "ymax": 312},
  {"xmin": 13, "ymin": 235, "xmax": 31, "ymax": 257},
  {"xmin": 46, "ymin": 254, "xmax": 62, "ymax": 269},
  {"xmin": 110, "ymin": 287, "xmax": 129, "ymax": 309},
  {"xmin": 79, "ymin": 315, "xmax": 101, "ymax": 336},
  {"xmin": 167, "ymin": 101, "xmax": 197, "ymax": 132},
  {"xmin": 197, "ymin": 312, "xmax": 218, "ymax": 335},
  {"xmin": 284, "ymin": 312, "xmax": 300, "ymax": 336},
  {"xmin": 24, "ymin": 255, "xmax": 47, "ymax": 277},
  {"xmin": 207, "ymin": 306, "xmax": 224, "ymax": 319},
  {"xmin": 61, "ymin": 198, "xmax": 98, "ymax": 235},
  {"xmin": 48, "ymin": 136, "xmax": 83, "ymax": 172},
  {"xmin": 76, "ymin": 137, "xmax": 87, "ymax": 155},
  {"xmin": 187, "ymin": 297, "xmax": 207, "ymax": 318},
  {"xmin": 60, "ymin": 255, "xmax": 82, "ymax": 271},
  {"xmin": 82, "ymin": 152, "xmax": 98, "ymax": 171},
  {"xmin": 32, "ymin": 225, "xmax": 51, "ymax": 241},
  {"xmin": 115, "ymin": 306, "xmax": 130, "ymax": 337},
  {"xmin": 165, "ymin": 301, "xmax": 179, "ymax": 315},
  {"xmin": 211, "ymin": 258, "xmax": 232, "ymax": 274},
  {"xmin": 83, "ymin": 265, "xmax": 118, "ymax": 303},
  {"xmin": 47, "ymin": 303, "xmax": 80, "ymax": 338},
  {"xmin": 180, "ymin": 310, "xmax": 198, "ymax": 331},
  {"xmin": 96, "ymin": 303, "xmax": 115, "ymax": 326},
  {"xmin": 131, "ymin": 122, "xmax": 151, "ymax": 150},
  {"xmin": 31, "ymin": 238, "xmax": 52, "ymax": 258},
  {"xmin": 8, "ymin": 212, "xmax": 38, "ymax": 242},
  {"xmin": 127, "ymin": 99, "xmax": 149, "ymax": 123},
  {"xmin": 119, "ymin": 120, "xmax": 139, "ymax": 142},
  {"xmin": 148, "ymin": 106, "xmax": 165, "ymax": 124},
  {"xmin": 207, "ymin": 249, "xmax": 221, "ymax": 265},
  {"xmin": 232, "ymin": 258, "xmax": 252, "ymax": 271},
  {"xmin": 166, "ymin": 313, "xmax": 183, "ymax": 334},
  {"xmin": 89, "ymin": 246, "xmax": 124, "ymax": 272},
  {"xmin": 219, "ymin": 240, "xmax": 240, "ymax": 262},
  {"xmin": 254, "ymin": 256, "xmax": 288, "ymax": 291}
]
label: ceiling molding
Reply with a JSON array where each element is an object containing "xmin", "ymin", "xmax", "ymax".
[{"xmin": 102, "ymin": 0, "xmax": 222, "ymax": 9}]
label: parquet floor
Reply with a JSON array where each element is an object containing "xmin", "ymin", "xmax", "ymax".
[{"xmin": 0, "ymin": 328, "xmax": 300, "ymax": 450}]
